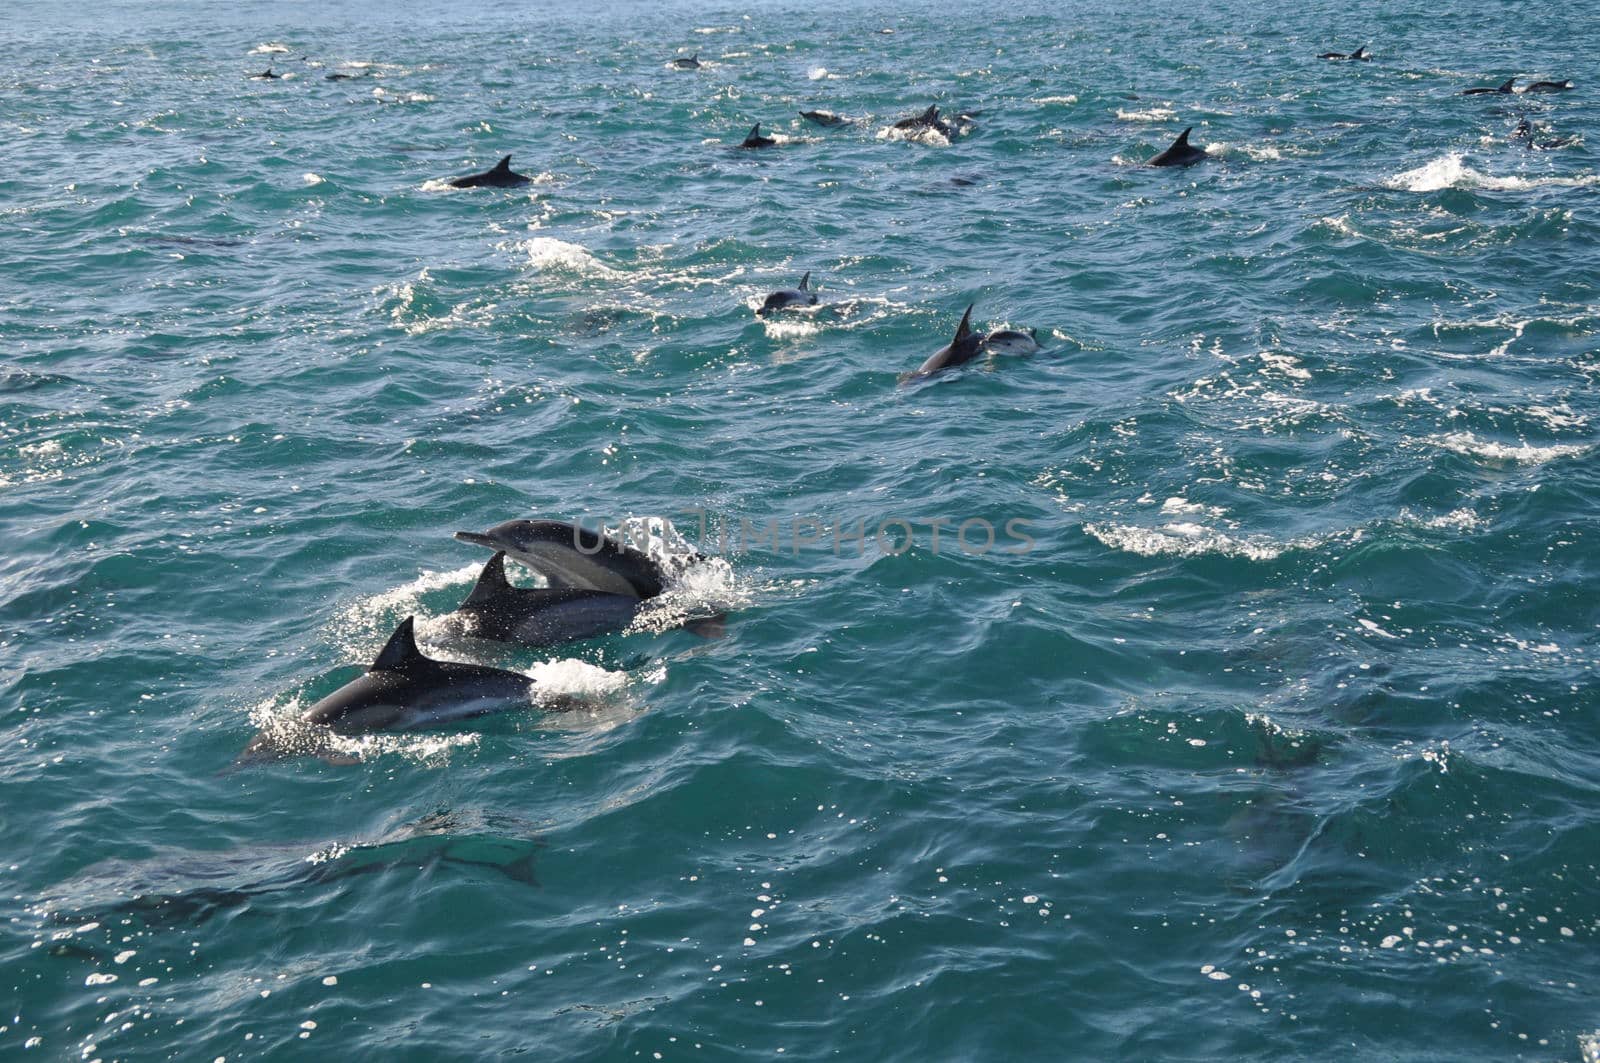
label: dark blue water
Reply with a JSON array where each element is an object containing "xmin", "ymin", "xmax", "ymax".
[{"xmin": 3, "ymin": 0, "xmax": 1599, "ymax": 1058}]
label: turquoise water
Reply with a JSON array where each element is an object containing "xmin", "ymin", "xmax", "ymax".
[{"xmin": 4, "ymin": 0, "xmax": 1599, "ymax": 1057}]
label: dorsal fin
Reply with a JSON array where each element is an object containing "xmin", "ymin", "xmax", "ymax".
[
  {"xmin": 922, "ymin": 104, "xmax": 939, "ymax": 122},
  {"xmin": 492, "ymin": 155, "xmax": 512, "ymax": 173},
  {"xmin": 1499, "ymin": 78, "xmax": 1517, "ymax": 93},
  {"xmin": 798, "ymin": 271, "xmax": 810, "ymax": 291},
  {"xmin": 462, "ymin": 552, "xmax": 513, "ymax": 608},
  {"xmin": 1351, "ymin": 46, "xmax": 1366, "ymax": 59},
  {"xmin": 953, "ymin": 304, "xmax": 974, "ymax": 343},
  {"xmin": 371, "ymin": 616, "xmax": 427, "ymax": 672},
  {"xmin": 747, "ymin": 123, "xmax": 761, "ymax": 139},
  {"xmin": 691, "ymin": 53, "xmax": 698, "ymax": 61},
  {"xmin": 1174, "ymin": 127, "xmax": 1192, "ymax": 148}
]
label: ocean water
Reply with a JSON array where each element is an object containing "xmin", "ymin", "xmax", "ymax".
[{"xmin": 3, "ymin": 0, "xmax": 1599, "ymax": 1057}]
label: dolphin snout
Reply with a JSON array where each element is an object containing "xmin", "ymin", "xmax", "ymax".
[{"xmin": 454, "ymin": 530, "xmax": 500, "ymax": 549}]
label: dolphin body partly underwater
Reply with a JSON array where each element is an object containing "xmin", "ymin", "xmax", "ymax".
[
  {"xmin": 1148, "ymin": 127, "xmax": 1208, "ymax": 167},
  {"xmin": 453, "ymin": 552, "xmax": 649, "ymax": 647},
  {"xmin": 757, "ymin": 272, "xmax": 819, "ymax": 316},
  {"xmin": 237, "ymin": 617, "xmax": 545, "ymax": 765},
  {"xmin": 452, "ymin": 522, "xmax": 723, "ymax": 644},
  {"xmin": 448, "ymin": 155, "xmax": 531, "ymax": 188},
  {"xmin": 901, "ymin": 305, "xmax": 984, "ymax": 382}
]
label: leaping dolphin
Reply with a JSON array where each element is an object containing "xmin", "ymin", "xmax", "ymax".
[
  {"xmin": 237, "ymin": 617, "xmax": 542, "ymax": 765},
  {"xmin": 757, "ymin": 271, "xmax": 819, "ymax": 316},
  {"xmin": 454, "ymin": 519, "xmax": 679, "ymax": 598},
  {"xmin": 1148, "ymin": 127, "xmax": 1208, "ymax": 167},
  {"xmin": 448, "ymin": 155, "xmax": 532, "ymax": 188}
]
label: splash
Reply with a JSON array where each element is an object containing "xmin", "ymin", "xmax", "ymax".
[{"xmin": 1386, "ymin": 153, "xmax": 1600, "ymax": 192}]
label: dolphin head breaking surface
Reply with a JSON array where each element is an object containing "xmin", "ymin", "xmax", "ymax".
[{"xmin": 757, "ymin": 271, "xmax": 819, "ymax": 316}]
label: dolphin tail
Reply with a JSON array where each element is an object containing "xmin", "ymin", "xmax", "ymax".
[
  {"xmin": 372, "ymin": 616, "xmax": 426, "ymax": 672},
  {"xmin": 798, "ymin": 271, "xmax": 811, "ymax": 291},
  {"xmin": 492, "ymin": 155, "xmax": 513, "ymax": 174},
  {"xmin": 462, "ymin": 552, "xmax": 513, "ymax": 608},
  {"xmin": 953, "ymin": 304, "xmax": 975, "ymax": 343}
]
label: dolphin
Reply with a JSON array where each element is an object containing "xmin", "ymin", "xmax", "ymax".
[
  {"xmin": 739, "ymin": 123, "xmax": 777, "ymax": 149},
  {"xmin": 893, "ymin": 104, "xmax": 953, "ymax": 137},
  {"xmin": 981, "ymin": 327, "xmax": 1042, "ymax": 355},
  {"xmin": 325, "ymin": 71, "xmax": 359, "ymax": 81},
  {"xmin": 237, "ymin": 617, "xmax": 541, "ymax": 764},
  {"xmin": 1149, "ymin": 127, "xmax": 1208, "ymax": 167},
  {"xmin": 454, "ymin": 519, "xmax": 677, "ymax": 598},
  {"xmin": 1462, "ymin": 77, "xmax": 1517, "ymax": 95},
  {"xmin": 1318, "ymin": 46, "xmax": 1369, "ymax": 60},
  {"xmin": 757, "ymin": 271, "xmax": 819, "ymax": 316},
  {"xmin": 249, "ymin": 68, "xmax": 281, "ymax": 80},
  {"xmin": 454, "ymin": 552, "xmax": 646, "ymax": 647},
  {"xmin": 1513, "ymin": 117, "xmax": 1575, "ymax": 150},
  {"xmin": 900, "ymin": 305, "xmax": 985, "ymax": 382},
  {"xmin": 799, "ymin": 109, "xmax": 851, "ymax": 127},
  {"xmin": 448, "ymin": 155, "xmax": 531, "ymax": 188},
  {"xmin": 1526, "ymin": 79, "xmax": 1574, "ymax": 93},
  {"xmin": 671, "ymin": 53, "xmax": 702, "ymax": 69}
]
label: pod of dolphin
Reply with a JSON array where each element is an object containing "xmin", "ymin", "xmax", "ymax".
[
  {"xmin": 239, "ymin": 520, "xmax": 718, "ymax": 765},
  {"xmin": 238, "ymin": 44, "xmax": 1578, "ymax": 766}
]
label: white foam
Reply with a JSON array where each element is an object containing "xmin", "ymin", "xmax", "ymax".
[
  {"xmin": 1386, "ymin": 153, "xmax": 1600, "ymax": 192},
  {"xmin": 807, "ymin": 67, "xmax": 829, "ymax": 81},
  {"xmin": 1428, "ymin": 432, "xmax": 1588, "ymax": 464},
  {"xmin": 302, "ymin": 173, "xmax": 324, "ymax": 186},
  {"xmin": 1117, "ymin": 107, "xmax": 1177, "ymax": 122},
  {"xmin": 249, "ymin": 43, "xmax": 290, "ymax": 55},
  {"xmin": 1084, "ymin": 522, "xmax": 1304, "ymax": 561},
  {"xmin": 507, "ymin": 237, "xmax": 618, "ymax": 278},
  {"xmin": 877, "ymin": 125, "xmax": 951, "ymax": 147},
  {"xmin": 1033, "ymin": 95, "xmax": 1078, "ymax": 106}
]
